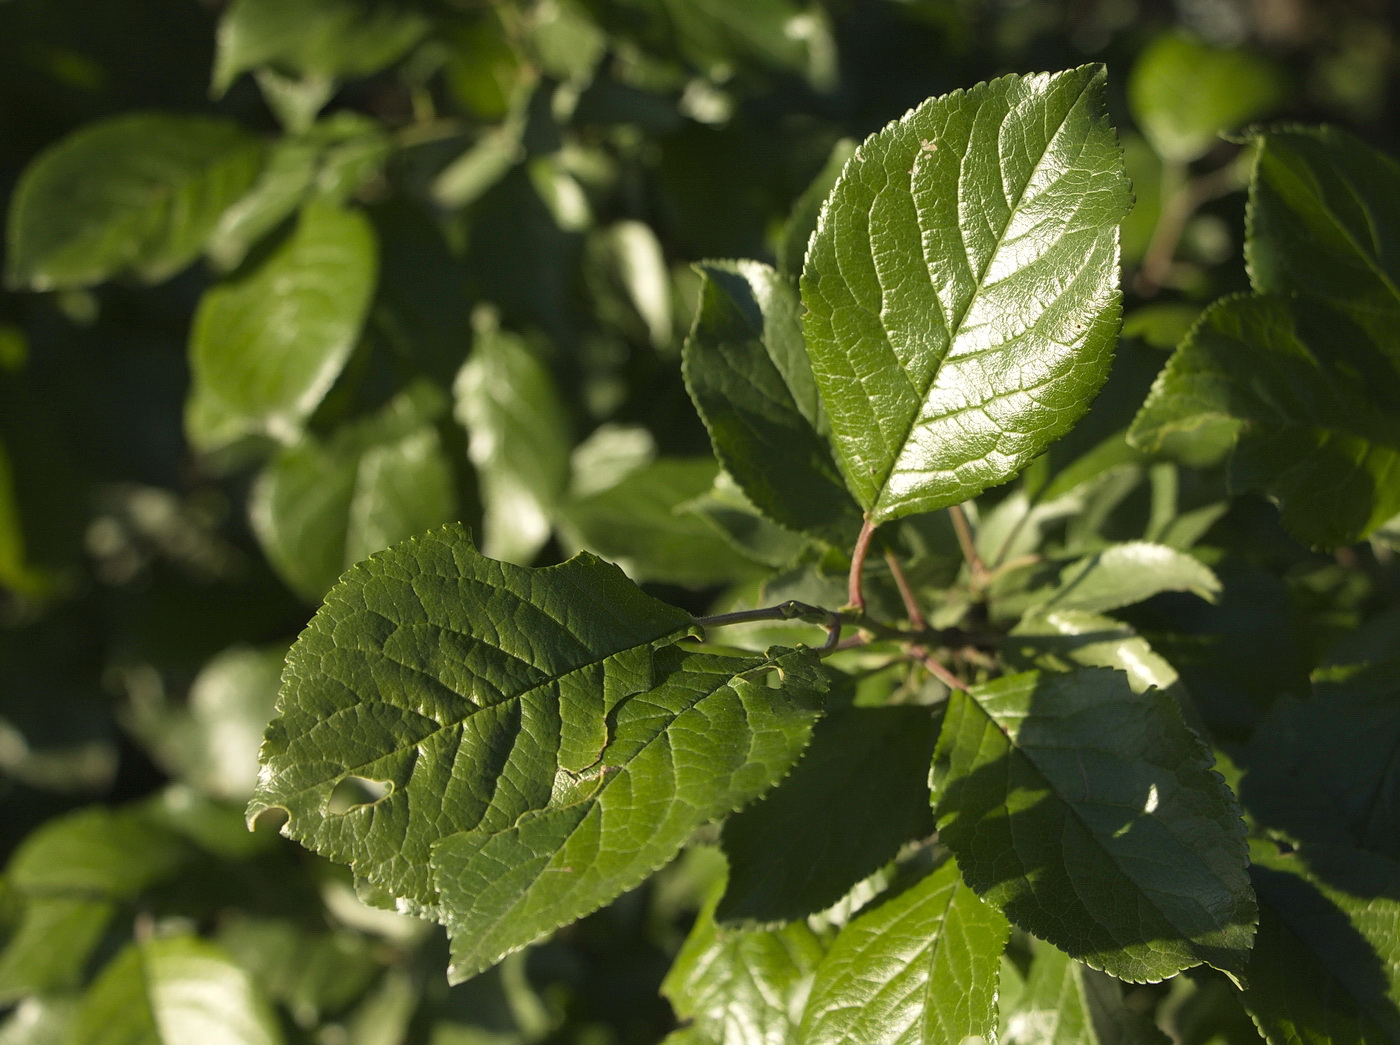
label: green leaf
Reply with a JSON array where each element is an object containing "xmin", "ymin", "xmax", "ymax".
[
  {"xmin": 0, "ymin": 995, "xmax": 76, "ymax": 1045},
  {"xmin": 717, "ymin": 706, "xmax": 938, "ymax": 926},
  {"xmin": 251, "ymin": 383, "xmax": 457, "ymax": 600},
  {"xmin": 778, "ymin": 140, "xmax": 856, "ymax": 279},
  {"xmin": 801, "ymin": 65, "xmax": 1130, "ymax": 523},
  {"xmin": 1035, "ymin": 541, "xmax": 1221, "ymax": 615},
  {"xmin": 1245, "ymin": 126, "xmax": 1400, "ymax": 340},
  {"xmin": 180, "ymin": 646, "xmax": 287, "ymax": 801},
  {"xmin": 1006, "ymin": 609, "xmax": 1184, "ymax": 700},
  {"xmin": 560, "ymin": 458, "xmax": 770, "ymax": 587},
  {"xmin": 1128, "ymin": 33, "xmax": 1283, "ymax": 163},
  {"xmin": 663, "ymin": 879, "xmax": 827, "ymax": 1045},
  {"xmin": 684, "ymin": 261, "xmax": 861, "ymax": 545},
  {"xmin": 1129, "ymin": 293, "xmax": 1400, "ymax": 547},
  {"xmin": 679, "ymin": 473, "xmax": 811, "ymax": 569},
  {"xmin": 454, "ymin": 327, "xmax": 571, "ymax": 565},
  {"xmin": 930, "ymin": 668, "xmax": 1256, "ymax": 983},
  {"xmin": 213, "ymin": 0, "xmax": 430, "ymax": 96},
  {"xmin": 0, "ymin": 896, "xmax": 113, "ymax": 1001},
  {"xmin": 798, "ymin": 856, "xmax": 1010, "ymax": 1045},
  {"xmin": 5, "ymin": 114, "xmax": 263, "ymax": 291},
  {"xmin": 1002, "ymin": 937, "xmax": 1170, "ymax": 1045},
  {"xmin": 71, "ymin": 936, "xmax": 284, "ymax": 1045},
  {"xmin": 6, "ymin": 806, "xmax": 192, "ymax": 899},
  {"xmin": 1243, "ymin": 841, "xmax": 1400, "ymax": 1044},
  {"xmin": 249, "ymin": 525, "xmax": 826, "ymax": 980},
  {"xmin": 186, "ymin": 201, "xmax": 378, "ymax": 453}
]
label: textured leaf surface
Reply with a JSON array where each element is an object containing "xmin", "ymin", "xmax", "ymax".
[
  {"xmin": 1127, "ymin": 33, "xmax": 1281, "ymax": 163},
  {"xmin": 1243, "ymin": 841, "xmax": 1400, "ymax": 1045},
  {"xmin": 454, "ymin": 328, "xmax": 571, "ymax": 565},
  {"xmin": 1036, "ymin": 542, "xmax": 1220, "ymax": 615},
  {"xmin": 664, "ymin": 881, "xmax": 826, "ymax": 1045},
  {"xmin": 717, "ymin": 706, "xmax": 938, "ymax": 926},
  {"xmin": 5, "ymin": 114, "xmax": 262, "ymax": 291},
  {"xmin": 71, "ymin": 936, "xmax": 283, "ymax": 1045},
  {"xmin": 250, "ymin": 525, "xmax": 825, "ymax": 980},
  {"xmin": 1129, "ymin": 293, "xmax": 1400, "ymax": 547},
  {"xmin": 187, "ymin": 202, "xmax": 377, "ymax": 452},
  {"xmin": 1002, "ymin": 937, "xmax": 1170, "ymax": 1045},
  {"xmin": 798, "ymin": 857, "xmax": 1008, "ymax": 1045},
  {"xmin": 1007, "ymin": 609, "xmax": 1183, "ymax": 699},
  {"xmin": 801, "ymin": 65, "xmax": 1130, "ymax": 522},
  {"xmin": 684, "ymin": 261, "xmax": 860, "ymax": 544},
  {"xmin": 930, "ymin": 668, "xmax": 1255, "ymax": 982}
]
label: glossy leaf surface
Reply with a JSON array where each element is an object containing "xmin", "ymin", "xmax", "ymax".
[
  {"xmin": 5, "ymin": 115, "xmax": 263, "ymax": 291},
  {"xmin": 685, "ymin": 260, "xmax": 860, "ymax": 544},
  {"xmin": 1035, "ymin": 541, "xmax": 1220, "ymax": 615},
  {"xmin": 798, "ymin": 857, "xmax": 1009, "ymax": 1045},
  {"xmin": 801, "ymin": 65, "xmax": 1129, "ymax": 522},
  {"xmin": 249, "ymin": 525, "xmax": 826, "ymax": 980},
  {"xmin": 186, "ymin": 202, "xmax": 377, "ymax": 453},
  {"xmin": 1002, "ymin": 937, "xmax": 1170, "ymax": 1044},
  {"xmin": 930, "ymin": 668, "xmax": 1255, "ymax": 983}
]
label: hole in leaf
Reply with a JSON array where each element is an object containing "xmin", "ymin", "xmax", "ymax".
[{"xmin": 327, "ymin": 775, "xmax": 393, "ymax": 814}]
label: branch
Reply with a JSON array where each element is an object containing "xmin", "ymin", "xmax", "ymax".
[
  {"xmin": 694, "ymin": 600, "xmax": 843, "ymax": 652},
  {"xmin": 884, "ymin": 550, "xmax": 927, "ymax": 631},
  {"xmin": 910, "ymin": 644, "xmax": 967, "ymax": 691},
  {"xmin": 847, "ymin": 515, "xmax": 878, "ymax": 612},
  {"xmin": 948, "ymin": 503, "xmax": 988, "ymax": 590}
]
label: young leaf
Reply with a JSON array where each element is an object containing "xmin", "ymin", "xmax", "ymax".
[
  {"xmin": 1129, "ymin": 293, "xmax": 1400, "ymax": 547},
  {"xmin": 186, "ymin": 202, "xmax": 377, "ymax": 453},
  {"xmin": 1002, "ymin": 937, "xmax": 1170, "ymax": 1045},
  {"xmin": 1034, "ymin": 541, "xmax": 1221, "ymax": 616},
  {"xmin": 684, "ymin": 260, "xmax": 862, "ymax": 545},
  {"xmin": 454, "ymin": 327, "xmax": 571, "ymax": 566},
  {"xmin": 717, "ymin": 705, "xmax": 938, "ymax": 926},
  {"xmin": 251, "ymin": 384, "xmax": 457, "ymax": 600},
  {"xmin": 798, "ymin": 856, "xmax": 1010, "ymax": 1045},
  {"xmin": 249, "ymin": 525, "xmax": 826, "ymax": 981},
  {"xmin": 663, "ymin": 880, "xmax": 827, "ymax": 1045},
  {"xmin": 5, "ymin": 115, "xmax": 263, "ymax": 291},
  {"xmin": 801, "ymin": 65, "xmax": 1130, "ymax": 523},
  {"xmin": 1243, "ymin": 841, "xmax": 1400, "ymax": 1044},
  {"xmin": 71, "ymin": 936, "xmax": 283, "ymax": 1045},
  {"xmin": 930, "ymin": 668, "xmax": 1256, "ymax": 983}
]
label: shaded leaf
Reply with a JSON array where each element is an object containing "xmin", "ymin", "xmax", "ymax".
[
  {"xmin": 249, "ymin": 525, "xmax": 825, "ymax": 981},
  {"xmin": 0, "ymin": 897, "xmax": 112, "ymax": 1002},
  {"xmin": 684, "ymin": 261, "xmax": 861, "ymax": 545},
  {"xmin": 797, "ymin": 856, "xmax": 1008, "ymax": 1045},
  {"xmin": 930, "ymin": 668, "xmax": 1255, "ymax": 983},
  {"xmin": 1128, "ymin": 33, "xmax": 1283, "ymax": 163},
  {"xmin": 801, "ymin": 66, "xmax": 1130, "ymax": 523},
  {"xmin": 1243, "ymin": 841, "xmax": 1400, "ymax": 1045},
  {"xmin": 5, "ymin": 114, "xmax": 263, "ymax": 291},
  {"xmin": 187, "ymin": 202, "xmax": 378, "ymax": 453},
  {"xmin": 1007, "ymin": 609, "xmax": 1183, "ymax": 699},
  {"xmin": 679, "ymin": 473, "xmax": 811, "ymax": 569},
  {"xmin": 71, "ymin": 936, "xmax": 284, "ymax": 1045},
  {"xmin": 1036, "ymin": 541, "xmax": 1220, "ymax": 615},
  {"xmin": 454, "ymin": 327, "xmax": 570, "ymax": 565},
  {"xmin": 664, "ymin": 879, "xmax": 826, "ymax": 1045},
  {"xmin": 6, "ymin": 806, "xmax": 192, "ymax": 899},
  {"xmin": 717, "ymin": 706, "xmax": 938, "ymax": 926}
]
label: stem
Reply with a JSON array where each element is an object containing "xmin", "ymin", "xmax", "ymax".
[
  {"xmin": 847, "ymin": 515, "xmax": 878, "ymax": 612},
  {"xmin": 910, "ymin": 644, "xmax": 967, "ymax": 691},
  {"xmin": 1134, "ymin": 157, "xmax": 1247, "ymax": 297},
  {"xmin": 884, "ymin": 550, "xmax": 927, "ymax": 631},
  {"xmin": 948, "ymin": 503, "xmax": 988, "ymax": 589},
  {"xmin": 694, "ymin": 600, "xmax": 842, "ymax": 652}
]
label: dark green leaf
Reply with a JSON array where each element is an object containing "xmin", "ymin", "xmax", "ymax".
[
  {"xmin": 664, "ymin": 879, "xmax": 826, "ymax": 1045},
  {"xmin": 798, "ymin": 857, "xmax": 1010, "ymax": 1045},
  {"xmin": 684, "ymin": 261, "xmax": 861, "ymax": 545},
  {"xmin": 187, "ymin": 202, "xmax": 378, "ymax": 454},
  {"xmin": 213, "ymin": 0, "xmax": 431, "ymax": 96},
  {"xmin": 801, "ymin": 66, "xmax": 1130, "ymax": 523},
  {"xmin": 930, "ymin": 668, "xmax": 1255, "ymax": 983},
  {"xmin": 1243, "ymin": 841, "xmax": 1400, "ymax": 1044},
  {"xmin": 71, "ymin": 936, "xmax": 284, "ymax": 1045},
  {"xmin": 1129, "ymin": 293, "xmax": 1400, "ymax": 547},
  {"xmin": 249, "ymin": 525, "xmax": 826, "ymax": 980},
  {"xmin": 1034, "ymin": 542, "xmax": 1220, "ymax": 615},
  {"xmin": 1128, "ymin": 33, "xmax": 1283, "ymax": 163},
  {"xmin": 717, "ymin": 706, "xmax": 938, "ymax": 926},
  {"xmin": 251, "ymin": 383, "xmax": 457, "ymax": 600},
  {"xmin": 5, "ymin": 115, "xmax": 263, "ymax": 291},
  {"xmin": 454, "ymin": 327, "xmax": 570, "ymax": 565},
  {"xmin": 1002, "ymin": 937, "xmax": 1170, "ymax": 1044},
  {"xmin": 778, "ymin": 140, "xmax": 856, "ymax": 279},
  {"xmin": 679, "ymin": 474, "xmax": 811, "ymax": 569}
]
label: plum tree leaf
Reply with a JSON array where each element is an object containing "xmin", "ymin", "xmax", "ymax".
[
  {"xmin": 797, "ymin": 856, "xmax": 1010, "ymax": 1045},
  {"xmin": 186, "ymin": 201, "xmax": 377, "ymax": 453},
  {"xmin": 930, "ymin": 668, "xmax": 1255, "ymax": 983},
  {"xmin": 249, "ymin": 525, "xmax": 826, "ymax": 981},
  {"xmin": 1034, "ymin": 541, "xmax": 1221, "ymax": 616},
  {"xmin": 5, "ymin": 114, "xmax": 263, "ymax": 292},
  {"xmin": 684, "ymin": 260, "xmax": 862, "ymax": 545},
  {"xmin": 801, "ymin": 65, "xmax": 1130, "ymax": 523}
]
